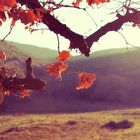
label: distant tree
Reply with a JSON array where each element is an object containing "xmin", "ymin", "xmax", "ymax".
[{"xmin": 0, "ymin": 0, "xmax": 139, "ymax": 105}]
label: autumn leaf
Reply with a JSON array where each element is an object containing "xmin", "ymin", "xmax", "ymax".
[
  {"xmin": 21, "ymin": 89, "xmax": 30, "ymax": 98},
  {"xmin": 0, "ymin": 50, "xmax": 6, "ymax": 62},
  {"xmin": 86, "ymin": 0, "xmax": 110, "ymax": 5},
  {"xmin": 72, "ymin": 0, "xmax": 82, "ymax": 7},
  {"xmin": 10, "ymin": 8, "xmax": 39, "ymax": 26},
  {"xmin": 20, "ymin": 9, "xmax": 38, "ymax": 25},
  {"xmin": 76, "ymin": 72, "xmax": 96, "ymax": 90},
  {"xmin": 47, "ymin": 62, "xmax": 68, "ymax": 80},
  {"xmin": 0, "ymin": 0, "xmax": 17, "ymax": 11},
  {"xmin": 57, "ymin": 51, "xmax": 71, "ymax": 62}
]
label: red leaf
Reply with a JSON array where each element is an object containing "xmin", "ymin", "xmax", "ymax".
[
  {"xmin": 0, "ymin": 50, "xmax": 6, "ymax": 62},
  {"xmin": 21, "ymin": 89, "xmax": 30, "ymax": 98},
  {"xmin": 47, "ymin": 62, "xmax": 68, "ymax": 80},
  {"xmin": 57, "ymin": 51, "xmax": 71, "ymax": 62},
  {"xmin": 76, "ymin": 72, "xmax": 96, "ymax": 90},
  {"xmin": 86, "ymin": 0, "xmax": 110, "ymax": 5},
  {"xmin": 20, "ymin": 9, "xmax": 38, "ymax": 25},
  {"xmin": 72, "ymin": 0, "xmax": 82, "ymax": 7},
  {"xmin": 11, "ymin": 8, "xmax": 39, "ymax": 26},
  {"xmin": 0, "ymin": 0, "xmax": 16, "ymax": 11}
]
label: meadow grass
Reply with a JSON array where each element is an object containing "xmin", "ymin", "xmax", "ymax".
[{"xmin": 0, "ymin": 108, "xmax": 140, "ymax": 140}]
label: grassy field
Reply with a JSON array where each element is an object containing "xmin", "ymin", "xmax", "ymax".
[{"xmin": 0, "ymin": 108, "xmax": 140, "ymax": 140}]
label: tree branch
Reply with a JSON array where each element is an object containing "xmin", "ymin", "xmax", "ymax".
[
  {"xmin": 85, "ymin": 11, "xmax": 139, "ymax": 48},
  {"xmin": 17, "ymin": 0, "xmax": 90, "ymax": 56},
  {"xmin": 17, "ymin": 0, "xmax": 140, "ymax": 56},
  {"xmin": 2, "ymin": 58, "xmax": 46, "ymax": 91}
]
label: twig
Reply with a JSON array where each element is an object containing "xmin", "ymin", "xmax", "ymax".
[
  {"xmin": 6, "ymin": 42, "xmax": 13, "ymax": 61},
  {"xmin": 56, "ymin": 33, "xmax": 60, "ymax": 53},
  {"xmin": 117, "ymin": 31, "xmax": 140, "ymax": 50},
  {"xmin": 83, "ymin": 8, "xmax": 98, "ymax": 27},
  {"xmin": 2, "ymin": 57, "xmax": 46, "ymax": 91},
  {"xmin": 1, "ymin": 26, "xmax": 14, "ymax": 42}
]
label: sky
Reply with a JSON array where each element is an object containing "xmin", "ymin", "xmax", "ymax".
[{"xmin": 0, "ymin": 1, "xmax": 140, "ymax": 53}]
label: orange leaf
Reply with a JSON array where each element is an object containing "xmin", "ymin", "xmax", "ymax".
[
  {"xmin": 0, "ymin": 50, "xmax": 6, "ymax": 62},
  {"xmin": 20, "ymin": 10, "xmax": 37, "ymax": 25},
  {"xmin": 11, "ymin": 8, "xmax": 39, "ymax": 26},
  {"xmin": 47, "ymin": 62, "xmax": 68, "ymax": 80},
  {"xmin": 57, "ymin": 51, "xmax": 71, "ymax": 62},
  {"xmin": 76, "ymin": 72, "xmax": 96, "ymax": 90},
  {"xmin": 72, "ymin": 0, "xmax": 82, "ymax": 7},
  {"xmin": 21, "ymin": 89, "xmax": 30, "ymax": 98},
  {"xmin": 0, "ymin": 0, "xmax": 16, "ymax": 11},
  {"xmin": 86, "ymin": 0, "xmax": 110, "ymax": 5}
]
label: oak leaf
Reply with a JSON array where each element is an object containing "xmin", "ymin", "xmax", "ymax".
[
  {"xmin": 76, "ymin": 72, "xmax": 96, "ymax": 90},
  {"xmin": 72, "ymin": 0, "xmax": 82, "ymax": 7},
  {"xmin": 0, "ymin": 50, "xmax": 6, "ymax": 62},
  {"xmin": 0, "ymin": 0, "xmax": 16, "ymax": 11},
  {"xmin": 57, "ymin": 51, "xmax": 71, "ymax": 62},
  {"xmin": 86, "ymin": 0, "xmax": 110, "ymax": 5},
  {"xmin": 21, "ymin": 89, "xmax": 30, "ymax": 98},
  {"xmin": 47, "ymin": 62, "xmax": 68, "ymax": 80}
]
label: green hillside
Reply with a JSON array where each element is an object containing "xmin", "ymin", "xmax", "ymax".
[
  {"xmin": 0, "ymin": 41, "xmax": 58, "ymax": 76},
  {"xmin": 0, "ymin": 41, "xmax": 58, "ymax": 61},
  {"xmin": 1, "ymin": 41, "xmax": 140, "ymax": 113},
  {"xmin": 12, "ymin": 42, "xmax": 58, "ymax": 60},
  {"xmin": 70, "ymin": 48, "xmax": 140, "ymax": 104}
]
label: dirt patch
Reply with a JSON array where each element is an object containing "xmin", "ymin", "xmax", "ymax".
[
  {"xmin": 101, "ymin": 120, "xmax": 134, "ymax": 130},
  {"xmin": 0, "ymin": 127, "xmax": 25, "ymax": 135},
  {"xmin": 65, "ymin": 120, "xmax": 77, "ymax": 125}
]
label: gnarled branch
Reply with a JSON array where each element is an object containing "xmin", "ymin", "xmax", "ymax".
[{"xmin": 1, "ymin": 57, "xmax": 46, "ymax": 91}]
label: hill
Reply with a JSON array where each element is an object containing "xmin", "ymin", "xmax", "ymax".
[
  {"xmin": 1, "ymin": 41, "xmax": 140, "ymax": 113},
  {"xmin": 0, "ymin": 41, "xmax": 58, "ymax": 60},
  {"xmin": 73, "ymin": 48, "xmax": 140, "ymax": 104},
  {"xmin": 0, "ymin": 41, "xmax": 57, "ymax": 77}
]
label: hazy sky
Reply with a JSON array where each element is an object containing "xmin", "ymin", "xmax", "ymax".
[{"xmin": 0, "ymin": 1, "xmax": 140, "ymax": 53}]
